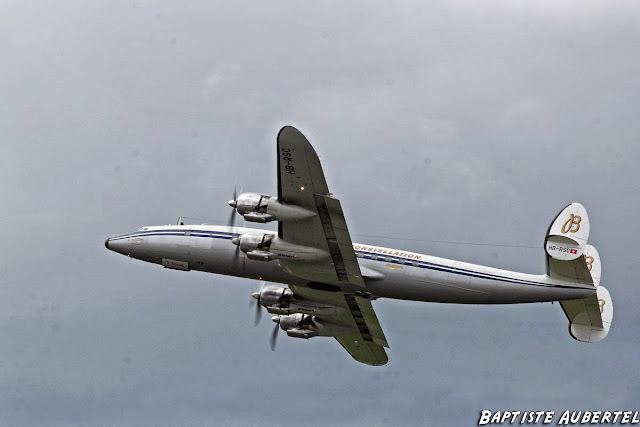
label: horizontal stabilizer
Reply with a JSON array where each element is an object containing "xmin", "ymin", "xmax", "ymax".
[{"xmin": 560, "ymin": 286, "xmax": 612, "ymax": 343}]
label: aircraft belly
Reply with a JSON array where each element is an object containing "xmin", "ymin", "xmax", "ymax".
[
  {"xmin": 366, "ymin": 275, "xmax": 482, "ymax": 303},
  {"xmin": 141, "ymin": 234, "xmax": 594, "ymax": 303},
  {"xmin": 362, "ymin": 261, "xmax": 594, "ymax": 304},
  {"xmin": 139, "ymin": 233, "xmax": 304, "ymax": 284}
]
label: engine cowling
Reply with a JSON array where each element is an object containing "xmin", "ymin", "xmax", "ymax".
[
  {"xmin": 230, "ymin": 232, "xmax": 275, "ymax": 261},
  {"xmin": 232, "ymin": 232, "xmax": 329, "ymax": 262},
  {"xmin": 232, "ymin": 232, "xmax": 274, "ymax": 253},
  {"xmin": 252, "ymin": 286, "xmax": 342, "ymax": 316},
  {"xmin": 273, "ymin": 313, "xmax": 318, "ymax": 339},
  {"xmin": 255, "ymin": 285, "xmax": 292, "ymax": 308},
  {"xmin": 231, "ymin": 193, "xmax": 271, "ymax": 217},
  {"xmin": 229, "ymin": 192, "xmax": 316, "ymax": 223}
]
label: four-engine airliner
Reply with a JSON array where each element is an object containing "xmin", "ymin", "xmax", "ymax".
[{"xmin": 105, "ymin": 126, "xmax": 612, "ymax": 365}]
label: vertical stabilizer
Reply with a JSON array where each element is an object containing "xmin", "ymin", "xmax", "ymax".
[
  {"xmin": 560, "ymin": 286, "xmax": 613, "ymax": 343},
  {"xmin": 545, "ymin": 203, "xmax": 593, "ymax": 285}
]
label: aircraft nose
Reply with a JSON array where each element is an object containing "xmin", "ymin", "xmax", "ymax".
[{"xmin": 105, "ymin": 238, "xmax": 110, "ymax": 250}]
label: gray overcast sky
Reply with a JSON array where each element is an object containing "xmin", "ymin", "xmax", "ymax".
[{"xmin": 1, "ymin": 1, "xmax": 639, "ymax": 425}]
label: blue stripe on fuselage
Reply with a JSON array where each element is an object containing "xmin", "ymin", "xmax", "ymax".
[{"xmin": 108, "ymin": 229, "xmax": 591, "ymax": 290}]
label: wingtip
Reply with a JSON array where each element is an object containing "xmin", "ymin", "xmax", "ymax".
[{"xmin": 280, "ymin": 124, "xmax": 314, "ymax": 141}]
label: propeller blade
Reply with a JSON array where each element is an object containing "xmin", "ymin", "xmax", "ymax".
[
  {"xmin": 230, "ymin": 242, "xmax": 241, "ymax": 271},
  {"xmin": 254, "ymin": 296, "xmax": 262, "ymax": 326},
  {"xmin": 227, "ymin": 208, "xmax": 236, "ymax": 228},
  {"xmin": 270, "ymin": 319, "xmax": 279, "ymax": 351},
  {"xmin": 227, "ymin": 185, "xmax": 238, "ymax": 227},
  {"xmin": 251, "ymin": 282, "xmax": 265, "ymax": 326}
]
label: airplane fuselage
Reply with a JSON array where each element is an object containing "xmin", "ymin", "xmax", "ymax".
[{"xmin": 105, "ymin": 224, "xmax": 595, "ymax": 305}]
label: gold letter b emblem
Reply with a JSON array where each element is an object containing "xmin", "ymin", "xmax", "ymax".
[
  {"xmin": 562, "ymin": 214, "xmax": 582, "ymax": 234},
  {"xmin": 584, "ymin": 255, "xmax": 594, "ymax": 272}
]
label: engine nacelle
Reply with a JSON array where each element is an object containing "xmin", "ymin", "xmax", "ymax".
[
  {"xmin": 266, "ymin": 302, "xmax": 340, "ymax": 316},
  {"xmin": 231, "ymin": 232, "xmax": 276, "ymax": 261},
  {"xmin": 229, "ymin": 192, "xmax": 316, "ymax": 223},
  {"xmin": 266, "ymin": 306, "xmax": 291, "ymax": 315},
  {"xmin": 231, "ymin": 192, "xmax": 264, "ymax": 215},
  {"xmin": 286, "ymin": 328, "xmax": 317, "ymax": 339},
  {"xmin": 275, "ymin": 313, "xmax": 315, "ymax": 333},
  {"xmin": 233, "ymin": 232, "xmax": 274, "ymax": 253},
  {"xmin": 256, "ymin": 285, "xmax": 293, "ymax": 308},
  {"xmin": 272, "ymin": 314, "xmax": 350, "ymax": 339},
  {"xmin": 232, "ymin": 233, "xmax": 329, "ymax": 262},
  {"xmin": 246, "ymin": 251, "xmax": 275, "ymax": 262}
]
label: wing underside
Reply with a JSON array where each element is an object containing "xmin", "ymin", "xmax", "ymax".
[
  {"xmin": 291, "ymin": 285, "xmax": 389, "ymax": 366},
  {"xmin": 276, "ymin": 126, "xmax": 364, "ymax": 289},
  {"xmin": 273, "ymin": 126, "xmax": 388, "ymax": 365},
  {"xmin": 336, "ymin": 333, "xmax": 388, "ymax": 366}
]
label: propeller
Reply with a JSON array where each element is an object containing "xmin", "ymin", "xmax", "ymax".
[
  {"xmin": 231, "ymin": 234, "xmax": 242, "ymax": 271},
  {"xmin": 250, "ymin": 281, "xmax": 266, "ymax": 326},
  {"xmin": 227, "ymin": 186, "xmax": 238, "ymax": 228},
  {"xmin": 228, "ymin": 185, "xmax": 244, "ymax": 271},
  {"xmin": 270, "ymin": 316, "xmax": 280, "ymax": 351}
]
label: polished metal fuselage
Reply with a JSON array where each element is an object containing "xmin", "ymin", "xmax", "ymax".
[{"xmin": 105, "ymin": 224, "xmax": 595, "ymax": 304}]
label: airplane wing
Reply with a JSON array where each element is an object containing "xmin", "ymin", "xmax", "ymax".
[
  {"xmin": 291, "ymin": 285, "xmax": 389, "ymax": 366},
  {"xmin": 272, "ymin": 126, "xmax": 387, "ymax": 364},
  {"xmin": 276, "ymin": 126, "xmax": 365, "ymax": 289}
]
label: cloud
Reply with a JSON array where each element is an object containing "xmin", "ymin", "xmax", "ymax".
[{"xmin": 2, "ymin": 0, "xmax": 639, "ymax": 424}]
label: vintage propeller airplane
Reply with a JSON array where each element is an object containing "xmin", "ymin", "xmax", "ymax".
[{"xmin": 105, "ymin": 126, "xmax": 613, "ymax": 366}]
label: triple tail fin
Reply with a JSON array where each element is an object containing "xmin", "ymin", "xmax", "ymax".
[{"xmin": 545, "ymin": 203, "xmax": 613, "ymax": 342}]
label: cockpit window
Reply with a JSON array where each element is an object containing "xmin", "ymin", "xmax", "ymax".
[{"xmin": 138, "ymin": 227, "xmax": 149, "ymax": 231}]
